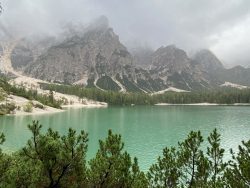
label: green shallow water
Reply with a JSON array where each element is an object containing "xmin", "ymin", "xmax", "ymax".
[{"xmin": 0, "ymin": 105, "xmax": 250, "ymax": 171}]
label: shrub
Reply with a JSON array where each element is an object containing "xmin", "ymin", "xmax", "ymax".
[
  {"xmin": 0, "ymin": 87, "xmax": 7, "ymax": 102},
  {"xmin": 23, "ymin": 102, "xmax": 33, "ymax": 113},
  {"xmin": 0, "ymin": 103, "xmax": 16, "ymax": 115},
  {"xmin": 34, "ymin": 103, "xmax": 44, "ymax": 109}
]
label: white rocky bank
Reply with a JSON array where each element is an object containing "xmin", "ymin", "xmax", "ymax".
[{"xmin": 4, "ymin": 76, "xmax": 107, "ymax": 116}]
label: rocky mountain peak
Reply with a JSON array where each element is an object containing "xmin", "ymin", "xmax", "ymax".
[
  {"xmin": 6, "ymin": 17, "xmax": 250, "ymax": 92},
  {"xmin": 152, "ymin": 45, "xmax": 189, "ymax": 71},
  {"xmin": 193, "ymin": 49, "xmax": 224, "ymax": 72},
  {"xmin": 23, "ymin": 20, "xmax": 134, "ymax": 85}
]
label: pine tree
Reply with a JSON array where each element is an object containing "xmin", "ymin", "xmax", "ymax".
[
  {"xmin": 207, "ymin": 129, "xmax": 227, "ymax": 187},
  {"xmin": 22, "ymin": 121, "xmax": 89, "ymax": 187},
  {"xmin": 178, "ymin": 131, "xmax": 208, "ymax": 187},
  {"xmin": 148, "ymin": 147, "xmax": 181, "ymax": 188},
  {"xmin": 88, "ymin": 129, "xmax": 147, "ymax": 188},
  {"xmin": 225, "ymin": 140, "xmax": 250, "ymax": 188}
]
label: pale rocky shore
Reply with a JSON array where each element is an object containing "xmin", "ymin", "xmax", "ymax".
[
  {"xmin": 0, "ymin": 76, "xmax": 107, "ymax": 116},
  {"xmin": 1, "ymin": 95, "xmax": 62, "ymax": 116},
  {"xmin": 3, "ymin": 94, "xmax": 107, "ymax": 116}
]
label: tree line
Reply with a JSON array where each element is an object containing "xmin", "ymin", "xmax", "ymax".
[
  {"xmin": 0, "ymin": 121, "xmax": 249, "ymax": 187},
  {"xmin": 40, "ymin": 83, "xmax": 250, "ymax": 105},
  {"xmin": 2, "ymin": 76, "xmax": 250, "ymax": 109}
]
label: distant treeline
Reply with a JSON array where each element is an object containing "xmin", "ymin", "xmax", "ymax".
[
  {"xmin": 0, "ymin": 120, "xmax": 249, "ymax": 187},
  {"xmin": 40, "ymin": 83, "xmax": 250, "ymax": 105}
]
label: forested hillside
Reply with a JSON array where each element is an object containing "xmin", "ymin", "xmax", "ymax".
[{"xmin": 41, "ymin": 83, "xmax": 250, "ymax": 105}]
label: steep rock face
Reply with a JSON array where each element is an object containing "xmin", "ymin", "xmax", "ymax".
[
  {"xmin": 11, "ymin": 37, "xmax": 57, "ymax": 71},
  {"xmin": 11, "ymin": 44, "xmax": 33, "ymax": 71},
  {"xmin": 8, "ymin": 18, "xmax": 250, "ymax": 92},
  {"xmin": 151, "ymin": 45, "xmax": 189, "ymax": 72},
  {"xmin": 149, "ymin": 46, "xmax": 214, "ymax": 90},
  {"xmin": 192, "ymin": 49, "xmax": 224, "ymax": 72},
  {"xmin": 22, "ymin": 37, "xmax": 234, "ymax": 92},
  {"xmin": 192, "ymin": 50, "xmax": 250, "ymax": 87},
  {"xmin": 22, "ymin": 19, "xmax": 169, "ymax": 92},
  {"xmin": 219, "ymin": 66, "xmax": 250, "ymax": 86},
  {"xmin": 190, "ymin": 49, "xmax": 225, "ymax": 87},
  {"xmin": 24, "ymin": 26, "xmax": 135, "ymax": 85}
]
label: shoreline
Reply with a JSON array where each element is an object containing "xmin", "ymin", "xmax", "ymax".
[
  {"xmin": 3, "ymin": 94, "xmax": 108, "ymax": 117},
  {"xmin": 7, "ymin": 103, "xmax": 108, "ymax": 116},
  {"xmin": 155, "ymin": 103, "xmax": 250, "ymax": 106},
  {"xmin": 62, "ymin": 103, "xmax": 108, "ymax": 109}
]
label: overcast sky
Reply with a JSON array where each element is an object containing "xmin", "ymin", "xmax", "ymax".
[{"xmin": 1, "ymin": 0, "xmax": 250, "ymax": 67}]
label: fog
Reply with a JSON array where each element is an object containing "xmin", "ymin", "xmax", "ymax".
[{"xmin": 1, "ymin": 0, "xmax": 250, "ymax": 67}]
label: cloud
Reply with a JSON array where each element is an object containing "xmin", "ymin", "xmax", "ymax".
[
  {"xmin": 0, "ymin": 0, "xmax": 250, "ymax": 66},
  {"xmin": 210, "ymin": 16, "xmax": 250, "ymax": 67}
]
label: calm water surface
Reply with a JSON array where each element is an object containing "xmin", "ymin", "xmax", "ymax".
[{"xmin": 0, "ymin": 106, "xmax": 250, "ymax": 171}]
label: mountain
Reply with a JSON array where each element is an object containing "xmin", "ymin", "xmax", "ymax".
[
  {"xmin": 4, "ymin": 17, "xmax": 250, "ymax": 92},
  {"xmin": 10, "ymin": 36, "xmax": 57, "ymax": 72},
  {"xmin": 192, "ymin": 49, "xmax": 224, "ymax": 73},
  {"xmin": 25, "ymin": 27, "xmax": 131, "ymax": 86},
  {"xmin": 21, "ymin": 18, "xmax": 162, "ymax": 92},
  {"xmin": 145, "ymin": 46, "xmax": 223, "ymax": 90},
  {"xmin": 219, "ymin": 66, "xmax": 250, "ymax": 87},
  {"xmin": 150, "ymin": 45, "xmax": 198, "ymax": 90}
]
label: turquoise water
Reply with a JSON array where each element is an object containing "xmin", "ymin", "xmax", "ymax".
[{"xmin": 0, "ymin": 106, "xmax": 250, "ymax": 171}]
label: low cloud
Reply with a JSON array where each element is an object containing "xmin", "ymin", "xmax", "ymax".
[{"xmin": 1, "ymin": 0, "xmax": 250, "ymax": 66}]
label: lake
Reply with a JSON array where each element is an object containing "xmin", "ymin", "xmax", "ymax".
[{"xmin": 0, "ymin": 105, "xmax": 250, "ymax": 171}]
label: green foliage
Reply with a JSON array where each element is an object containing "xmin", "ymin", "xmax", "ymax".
[
  {"xmin": 225, "ymin": 140, "xmax": 250, "ymax": 188},
  {"xmin": 23, "ymin": 101, "xmax": 33, "ymax": 112},
  {"xmin": 96, "ymin": 76, "xmax": 121, "ymax": 91},
  {"xmin": 116, "ymin": 75, "xmax": 142, "ymax": 92},
  {"xmin": 0, "ymin": 87, "xmax": 7, "ymax": 101},
  {"xmin": 148, "ymin": 130, "xmax": 230, "ymax": 188},
  {"xmin": 178, "ymin": 131, "xmax": 208, "ymax": 187},
  {"xmin": 88, "ymin": 130, "xmax": 148, "ymax": 187},
  {"xmin": 0, "ymin": 122, "xmax": 250, "ymax": 187},
  {"xmin": 2, "ymin": 151, "xmax": 42, "ymax": 187},
  {"xmin": 21, "ymin": 121, "xmax": 89, "ymax": 187},
  {"xmin": 148, "ymin": 147, "xmax": 181, "ymax": 188},
  {"xmin": 0, "ymin": 122, "xmax": 147, "ymax": 187},
  {"xmin": 207, "ymin": 129, "xmax": 227, "ymax": 187},
  {"xmin": 40, "ymin": 82, "xmax": 250, "ymax": 105},
  {"xmin": 0, "ymin": 76, "xmax": 62, "ymax": 109},
  {"xmin": 34, "ymin": 103, "xmax": 44, "ymax": 109},
  {"xmin": 0, "ymin": 102, "xmax": 16, "ymax": 115},
  {"xmin": 9, "ymin": 85, "xmax": 62, "ymax": 109},
  {"xmin": 0, "ymin": 133, "xmax": 10, "ymax": 185},
  {"xmin": 0, "ymin": 77, "xmax": 11, "ymax": 92}
]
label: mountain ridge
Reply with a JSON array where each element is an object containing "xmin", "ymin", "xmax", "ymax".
[{"xmin": 2, "ymin": 18, "xmax": 250, "ymax": 93}]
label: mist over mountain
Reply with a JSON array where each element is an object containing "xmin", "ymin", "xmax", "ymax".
[
  {"xmin": 1, "ymin": 0, "xmax": 250, "ymax": 67},
  {"xmin": 1, "ymin": 16, "xmax": 248, "ymax": 92},
  {"xmin": 1, "ymin": 0, "xmax": 250, "ymax": 92},
  {"xmin": 131, "ymin": 47, "xmax": 153, "ymax": 68}
]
